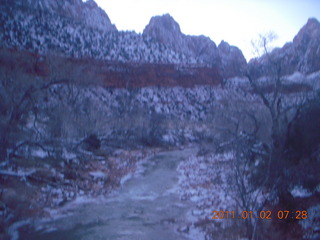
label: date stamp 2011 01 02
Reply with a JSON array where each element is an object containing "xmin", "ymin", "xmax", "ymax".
[{"xmin": 211, "ymin": 210, "xmax": 308, "ymax": 220}]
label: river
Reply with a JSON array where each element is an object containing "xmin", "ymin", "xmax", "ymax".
[{"xmin": 16, "ymin": 148, "xmax": 204, "ymax": 240}]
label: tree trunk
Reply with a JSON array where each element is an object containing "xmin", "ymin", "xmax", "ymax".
[
  {"xmin": 0, "ymin": 126, "xmax": 10, "ymax": 162},
  {"xmin": 0, "ymin": 137, "xmax": 8, "ymax": 162}
]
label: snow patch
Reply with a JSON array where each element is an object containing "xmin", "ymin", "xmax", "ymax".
[
  {"xmin": 89, "ymin": 171, "xmax": 107, "ymax": 180},
  {"xmin": 7, "ymin": 220, "xmax": 31, "ymax": 240},
  {"xmin": 31, "ymin": 148, "xmax": 48, "ymax": 158},
  {"xmin": 290, "ymin": 185, "xmax": 312, "ymax": 198}
]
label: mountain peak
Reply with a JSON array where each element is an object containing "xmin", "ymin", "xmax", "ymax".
[
  {"xmin": 84, "ymin": 0, "xmax": 98, "ymax": 9},
  {"xmin": 143, "ymin": 14, "xmax": 247, "ymax": 77},
  {"xmin": 306, "ymin": 17, "xmax": 320, "ymax": 28},
  {"xmin": 143, "ymin": 14, "xmax": 181, "ymax": 41},
  {"xmin": 143, "ymin": 14, "xmax": 185, "ymax": 58},
  {"xmin": 293, "ymin": 17, "xmax": 320, "ymax": 47}
]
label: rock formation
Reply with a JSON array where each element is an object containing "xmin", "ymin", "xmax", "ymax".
[{"xmin": 143, "ymin": 13, "xmax": 247, "ymax": 78}]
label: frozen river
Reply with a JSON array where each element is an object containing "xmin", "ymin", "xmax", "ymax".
[{"xmin": 16, "ymin": 148, "xmax": 203, "ymax": 240}]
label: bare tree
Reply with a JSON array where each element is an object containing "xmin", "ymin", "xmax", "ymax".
[
  {"xmin": 234, "ymin": 32, "xmax": 319, "ymax": 239},
  {"xmin": 216, "ymin": 108, "xmax": 272, "ymax": 240},
  {"xmin": 214, "ymin": 32, "xmax": 316, "ymax": 240},
  {"xmin": 0, "ymin": 54, "xmax": 70, "ymax": 162},
  {"xmin": 0, "ymin": 69, "xmax": 40, "ymax": 162},
  {"xmin": 250, "ymin": 32, "xmax": 278, "ymax": 58},
  {"xmin": 246, "ymin": 32, "xmax": 313, "ymax": 183}
]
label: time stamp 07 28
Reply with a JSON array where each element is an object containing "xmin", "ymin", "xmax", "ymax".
[{"xmin": 212, "ymin": 210, "xmax": 308, "ymax": 220}]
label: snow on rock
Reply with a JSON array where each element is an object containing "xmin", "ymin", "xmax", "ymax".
[
  {"xmin": 299, "ymin": 204, "xmax": 320, "ymax": 240},
  {"xmin": 290, "ymin": 185, "xmax": 313, "ymax": 198},
  {"xmin": 284, "ymin": 71, "xmax": 306, "ymax": 83},
  {"xmin": 2, "ymin": 0, "xmax": 117, "ymax": 32},
  {"xmin": 31, "ymin": 148, "xmax": 48, "ymax": 158},
  {"xmin": 0, "ymin": 5, "xmax": 197, "ymax": 65},
  {"xmin": 44, "ymin": 84, "xmax": 266, "ymax": 146},
  {"xmin": 162, "ymin": 134, "xmax": 176, "ymax": 144},
  {"xmin": 0, "ymin": 168, "xmax": 36, "ymax": 177},
  {"xmin": 306, "ymin": 70, "xmax": 320, "ymax": 90},
  {"xmin": 62, "ymin": 148, "xmax": 77, "ymax": 161},
  {"xmin": 89, "ymin": 171, "xmax": 108, "ymax": 180},
  {"xmin": 7, "ymin": 220, "xmax": 31, "ymax": 240}
]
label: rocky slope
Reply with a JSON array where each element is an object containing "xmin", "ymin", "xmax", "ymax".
[
  {"xmin": 0, "ymin": 0, "xmax": 201, "ymax": 65},
  {"xmin": 0, "ymin": 0, "xmax": 117, "ymax": 32}
]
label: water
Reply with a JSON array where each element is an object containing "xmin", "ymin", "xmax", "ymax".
[{"xmin": 18, "ymin": 148, "xmax": 201, "ymax": 240}]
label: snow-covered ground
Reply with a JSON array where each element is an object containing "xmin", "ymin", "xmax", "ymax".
[
  {"xmin": 176, "ymin": 152, "xmax": 239, "ymax": 231},
  {"xmin": 299, "ymin": 204, "xmax": 320, "ymax": 240}
]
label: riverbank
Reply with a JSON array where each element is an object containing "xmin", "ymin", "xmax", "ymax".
[
  {"xmin": 6, "ymin": 147, "xmax": 201, "ymax": 240},
  {"xmin": 0, "ymin": 147, "xmax": 161, "ymax": 240}
]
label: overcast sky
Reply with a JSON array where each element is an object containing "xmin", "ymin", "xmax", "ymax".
[{"xmin": 94, "ymin": 0, "xmax": 320, "ymax": 61}]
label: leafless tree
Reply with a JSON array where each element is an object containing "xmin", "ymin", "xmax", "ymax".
[
  {"xmin": 0, "ymin": 55, "xmax": 70, "ymax": 162},
  {"xmin": 215, "ymin": 108, "xmax": 272, "ymax": 240},
  {"xmin": 250, "ymin": 32, "xmax": 278, "ymax": 58},
  {"xmin": 246, "ymin": 32, "xmax": 314, "ymax": 185},
  {"xmin": 217, "ymin": 32, "xmax": 316, "ymax": 240}
]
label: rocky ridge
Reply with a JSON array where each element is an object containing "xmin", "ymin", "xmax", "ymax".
[
  {"xmin": 0, "ymin": 10, "xmax": 198, "ymax": 65},
  {"xmin": 0, "ymin": 1, "xmax": 203, "ymax": 66},
  {"xmin": 0, "ymin": 0, "xmax": 117, "ymax": 32},
  {"xmin": 143, "ymin": 14, "xmax": 247, "ymax": 78},
  {"xmin": 0, "ymin": 0, "xmax": 248, "ymax": 79},
  {"xmin": 1, "ymin": 0, "xmax": 320, "ymax": 81}
]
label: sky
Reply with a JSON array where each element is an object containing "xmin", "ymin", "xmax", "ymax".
[{"xmin": 93, "ymin": 0, "xmax": 320, "ymax": 61}]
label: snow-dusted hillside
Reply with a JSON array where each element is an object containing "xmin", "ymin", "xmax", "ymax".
[
  {"xmin": 0, "ymin": 5, "xmax": 199, "ymax": 65},
  {"xmin": 36, "ymin": 79, "xmax": 316, "ymax": 147},
  {"xmin": 0, "ymin": 0, "xmax": 249, "ymax": 77}
]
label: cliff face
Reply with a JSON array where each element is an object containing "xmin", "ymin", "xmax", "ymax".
[
  {"xmin": 218, "ymin": 40, "xmax": 247, "ymax": 79},
  {"xmin": 143, "ymin": 14, "xmax": 220, "ymax": 65},
  {"xmin": 0, "ymin": 48, "xmax": 222, "ymax": 88},
  {"xmin": 293, "ymin": 18, "xmax": 320, "ymax": 73},
  {"xmin": 143, "ymin": 14, "xmax": 247, "ymax": 78}
]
